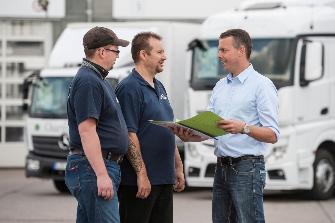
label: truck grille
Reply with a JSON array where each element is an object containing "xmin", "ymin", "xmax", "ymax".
[
  {"xmin": 32, "ymin": 136, "xmax": 68, "ymax": 158},
  {"xmin": 205, "ymin": 163, "xmax": 216, "ymax": 177}
]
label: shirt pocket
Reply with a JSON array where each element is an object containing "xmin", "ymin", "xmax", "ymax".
[{"xmin": 234, "ymin": 92, "xmax": 257, "ymax": 120}]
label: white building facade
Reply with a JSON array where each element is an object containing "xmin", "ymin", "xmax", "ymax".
[{"xmin": 0, "ymin": 0, "xmax": 62, "ymax": 167}]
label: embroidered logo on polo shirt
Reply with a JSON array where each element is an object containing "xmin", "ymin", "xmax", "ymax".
[{"xmin": 160, "ymin": 94, "xmax": 168, "ymax": 100}]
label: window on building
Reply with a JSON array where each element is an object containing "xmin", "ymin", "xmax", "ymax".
[
  {"xmin": 6, "ymin": 62, "xmax": 29, "ymax": 78},
  {"xmin": 6, "ymin": 84, "xmax": 22, "ymax": 99},
  {"xmin": 6, "ymin": 106, "xmax": 23, "ymax": 120},
  {"xmin": 6, "ymin": 41, "xmax": 44, "ymax": 56},
  {"xmin": 5, "ymin": 127, "xmax": 23, "ymax": 142}
]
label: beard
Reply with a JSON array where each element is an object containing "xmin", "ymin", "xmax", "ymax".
[
  {"xmin": 155, "ymin": 66, "xmax": 164, "ymax": 73},
  {"xmin": 155, "ymin": 61, "xmax": 164, "ymax": 73}
]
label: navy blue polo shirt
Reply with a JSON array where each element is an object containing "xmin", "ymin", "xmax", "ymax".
[
  {"xmin": 115, "ymin": 69, "xmax": 176, "ymax": 185},
  {"xmin": 67, "ymin": 65, "xmax": 128, "ymax": 154}
]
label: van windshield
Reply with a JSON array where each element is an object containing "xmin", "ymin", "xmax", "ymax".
[
  {"xmin": 190, "ymin": 38, "xmax": 295, "ymax": 90},
  {"xmin": 30, "ymin": 77, "xmax": 119, "ymax": 119}
]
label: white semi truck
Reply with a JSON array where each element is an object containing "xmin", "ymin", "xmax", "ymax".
[
  {"xmin": 23, "ymin": 22, "xmax": 199, "ymax": 192},
  {"xmin": 184, "ymin": 0, "xmax": 335, "ymax": 199}
]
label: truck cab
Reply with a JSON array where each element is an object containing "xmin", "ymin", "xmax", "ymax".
[{"xmin": 185, "ymin": 0, "xmax": 335, "ymax": 199}]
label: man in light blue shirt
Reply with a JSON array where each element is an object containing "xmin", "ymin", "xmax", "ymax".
[
  {"xmin": 209, "ymin": 63, "xmax": 280, "ymax": 158},
  {"xmin": 174, "ymin": 29, "xmax": 279, "ymax": 223}
]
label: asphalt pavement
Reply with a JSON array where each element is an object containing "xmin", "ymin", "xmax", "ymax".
[{"xmin": 0, "ymin": 169, "xmax": 334, "ymax": 223}]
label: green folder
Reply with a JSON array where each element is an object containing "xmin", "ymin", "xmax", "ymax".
[
  {"xmin": 177, "ymin": 111, "xmax": 226, "ymax": 138},
  {"xmin": 149, "ymin": 111, "xmax": 226, "ymax": 139}
]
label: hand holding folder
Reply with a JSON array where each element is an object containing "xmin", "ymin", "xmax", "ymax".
[{"xmin": 149, "ymin": 111, "xmax": 227, "ymax": 141}]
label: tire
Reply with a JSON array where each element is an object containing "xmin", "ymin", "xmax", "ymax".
[
  {"xmin": 310, "ymin": 149, "xmax": 335, "ymax": 200},
  {"xmin": 53, "ymin": 180, "xmax": 69, "ymax": 193}
]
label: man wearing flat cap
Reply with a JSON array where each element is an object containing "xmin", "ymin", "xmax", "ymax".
[{"xmin": 65, "ymin": 26, "xmax": 129, "ymax": 223}]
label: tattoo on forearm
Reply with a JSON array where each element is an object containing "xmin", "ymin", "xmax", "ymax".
[{"xmin": 126, "ymin": 138, "xmax": 144, "ymax": 174}]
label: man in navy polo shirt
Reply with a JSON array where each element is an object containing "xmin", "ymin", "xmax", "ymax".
[
  {"xmin": 65, "ymin": 26, "xmax": 129, "ymax": 223},
  {"xmin": 116, "ymin": 32, "xmax": 185, "ymax": 223}
]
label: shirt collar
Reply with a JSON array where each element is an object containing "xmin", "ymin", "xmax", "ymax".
[
  {"xmin": 226, "ymin": 64, "xmax": 254, "ymax": 84},
  {"xmin": 131, "ymin": 68, "xmax": 157, "ymax": 88},
  {"xmin": 82, "ymin": 58, "xmax": 109, "ymax": 79}
]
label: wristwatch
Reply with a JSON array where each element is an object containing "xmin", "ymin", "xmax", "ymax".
[{"xmin": 242, "ymin": 123, "xmax": 251, "ymax": 134}]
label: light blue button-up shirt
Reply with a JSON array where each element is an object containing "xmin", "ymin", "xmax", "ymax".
[{"xmin": 208, "ymin": 64, "xmax": 280, "ymax": 157}]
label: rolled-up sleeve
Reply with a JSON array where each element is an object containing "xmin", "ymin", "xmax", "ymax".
[
  {"xmin": 256, "ymin": 79, "xmax": 280, "ymax": 141},
  {"xmin": 207, "ymin": 92, "xmax": 215, "ymax": 113}
]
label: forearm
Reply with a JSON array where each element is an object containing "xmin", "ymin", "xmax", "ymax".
[
  {"xmin": 175, "ymin": 147, "xmax": 183, "ymax": 170},
  {"xmin": 127, "ymin": 133, "xmax": 151, "ymax": 198},
  {"xmin": 126, "ymin": 133, "xmax": 147, "ymax": 175},
  {"xmin": 174, "ymin": 146, "xmax": 185, "ymax": 192},
  {"xmin": 247, "ymin": 126, "xmax": 277, "ymax": 144},
  {"xmin": 217, "ymin": 119, "xmax": 277, "ymax": 144},
  {"xmin": 80, "ymin": 126, "xmax": 108, "ymax": 177}
]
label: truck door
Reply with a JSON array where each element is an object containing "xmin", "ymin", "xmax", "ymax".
[{"xmin": 295, "ymin": 36, "xmax": 333, "ymax": 123}]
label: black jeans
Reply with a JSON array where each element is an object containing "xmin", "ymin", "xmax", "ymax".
[{"xmin": 118, "ymin": 184, "xmax": 173, "ymax": 223}]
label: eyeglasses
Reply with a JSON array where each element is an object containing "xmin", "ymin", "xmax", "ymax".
[{"xmin": 104, "ymin": 48, "xmax": 120, "ymax": 55}]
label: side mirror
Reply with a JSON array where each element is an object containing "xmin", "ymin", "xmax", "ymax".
[
  {"xmin": 22, "ymin": 102, "xmax": 29, "ymax": 112},
  {"xmin": 22, "ymin": 78, "xmax": 30, "ymax": 112},
  {"xmin": 22, "ymin": 70, "xmax": 40, "ymax": 112},
  {"xmin": 187, "ymin": 39, "xmax": 208, "ymax": 51},
  {"xmin": 300, "ymin": 41, "xmax": 324, "ymax": 86}
]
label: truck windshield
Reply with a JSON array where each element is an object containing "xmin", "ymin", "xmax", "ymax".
[
  {"xmin": 30, "ymin": 77, "xmax": 73, "ymax": 118},
  {"xmin": 191, "ymin": 38, "xmax": 294, "ymax": 90},
  {"xmin": 29, "ymin": 77, "xmax": 119, "ymax": 119}
]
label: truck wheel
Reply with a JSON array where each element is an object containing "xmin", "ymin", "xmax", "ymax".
[
  {"xmin": 310, "ymin": 149, "xmax": 335, "ymax": 200},
  {"xmin": 53, "ymin": 180, "xmax": 69, "ymax": 193}
]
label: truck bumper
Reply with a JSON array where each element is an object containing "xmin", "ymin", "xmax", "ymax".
[
  {"xmin": 25, "ymin": 152, "xmax": 67, "ymax": 180},
  {"xmin": 185, "ymin": 142, "xmax": 217, "ymax": 187}
]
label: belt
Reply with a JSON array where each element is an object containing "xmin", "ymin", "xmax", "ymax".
[
  {"xmin": 217, "ymin": 155, "xmax": 264, "ymax": 166},
  {"xmin": 70, "ymin": 148, "xmax": 124, "ymax": 164}
]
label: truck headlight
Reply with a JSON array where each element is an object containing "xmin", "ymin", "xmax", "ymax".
[
  {"xmin": 27, "ymin": 159, "xmax": 40, "ymax": 171},
  {"xmin": 269, "ymin": 136, "xmax": 289, "ymax": 160},
  {"xmin": 272, "ymin": 146, "xmax": 287, "ymax": 160},
  {"xmin": 187, "ymin": 144, "xmax": 200, "ymax": 158}
]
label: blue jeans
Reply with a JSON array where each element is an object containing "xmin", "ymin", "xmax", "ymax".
[
  {"xmin": 212, "ymin": 158, "xmax": 266, "ymax": 223},
  {"xmin": 65, "ymin": 154, "xmax": 121, "ymax": 223}
]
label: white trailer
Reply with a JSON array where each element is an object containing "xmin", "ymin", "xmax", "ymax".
[
  {"xmin": 23, "ymin": 22, "xmax": 199, "ymax": 192},
  {"xmin": 184, "ymin": 0, "xmax": 335, "ymax": 199}
]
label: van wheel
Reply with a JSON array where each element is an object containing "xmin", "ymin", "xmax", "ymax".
[
  {"xmin": 310, "ymin": 150, "xmax": 335, "ymax": 200},
  {"xmin": 53, "ymin": 180, "xmax": 69, "ymax": 193}
]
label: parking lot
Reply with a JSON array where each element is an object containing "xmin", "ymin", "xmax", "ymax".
[{"xmin": 0, "ymin": 169, "xmax": 334, "ymax": 223}]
